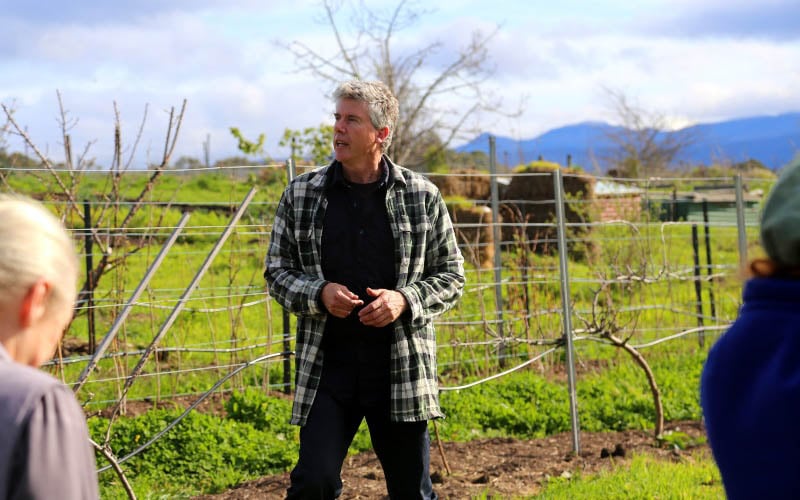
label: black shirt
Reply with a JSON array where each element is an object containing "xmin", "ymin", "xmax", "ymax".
[{"xmin": 320, "ymin": 161, "xmax": 396, "ymax": 370}]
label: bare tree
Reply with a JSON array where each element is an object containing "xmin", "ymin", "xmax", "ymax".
[
  {"xmin": 283, "ymin": 0, "xmax": 508, "ymax": 167},
  {"xmin": 1, "ymin": 95, "xmax": 187, "ymax": 319},
  {"xmin": 603, "ymin": 88, "xmax": 696, "ymax": 178}
]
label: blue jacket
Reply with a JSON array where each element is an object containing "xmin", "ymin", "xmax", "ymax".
[{"xmin": 701, "ymin": 277, "xmax": 800, "ymax": 499}]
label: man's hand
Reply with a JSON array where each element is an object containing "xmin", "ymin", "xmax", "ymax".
[
  {"xmin": 358, "ymin": 287, "xmax": 408, "ymax": 328},
  {"xmin": 321, "ymin": 283, "xmax": 363, "ymax": 318}
]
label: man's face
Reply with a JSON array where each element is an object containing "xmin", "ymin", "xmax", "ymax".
[{"xmin": 333, "ymin": 98, "xmax": 383, "ymax": 167}]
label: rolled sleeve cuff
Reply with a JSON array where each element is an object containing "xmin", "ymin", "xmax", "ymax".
[
  {"xmin": 398, "ymin": 285, "xmax": 424, "ymax": 326},
  {"xmin": 307, "ymin": 279, "xmax": 328, "ymax": 316}
]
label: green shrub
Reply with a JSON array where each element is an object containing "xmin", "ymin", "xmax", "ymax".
[{"xmin": 91, "ymin": 407, "xmax": 297, "ymax": 497}]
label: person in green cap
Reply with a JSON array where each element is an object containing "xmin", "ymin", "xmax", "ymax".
[{"xmin": 701, "ymin": 157, "xmax": 800, "ymax": 500}]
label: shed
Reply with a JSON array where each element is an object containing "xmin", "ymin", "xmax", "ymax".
[{"xmin": 594, "ymin": 180, "xmax": 644, "ymax": 221}]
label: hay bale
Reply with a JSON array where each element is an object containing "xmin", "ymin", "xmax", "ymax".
[
  {"xmin": 449, "ymin": 204, "xmax": 496, "ymax": 269},
  {"xmin": 429, "ymin": 169, "xmax": 491, "ymax": 201},
  {"xmin": 500, "ymin": 165, "xmax": 595, "ymax": 256}
]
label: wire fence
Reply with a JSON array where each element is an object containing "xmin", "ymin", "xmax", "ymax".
[{"xmin": 3, "ymin": 159, "xmax": 768, "ymax": 465}]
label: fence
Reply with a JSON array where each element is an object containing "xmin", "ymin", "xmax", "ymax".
[{"xmin": 3, "ymin": 158, "xmax": 767, "ymax": 462}]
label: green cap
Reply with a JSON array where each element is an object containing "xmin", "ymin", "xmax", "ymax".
[{"xmin": 761, "ymin": 157, "xmax": 800, "ymax": 268}]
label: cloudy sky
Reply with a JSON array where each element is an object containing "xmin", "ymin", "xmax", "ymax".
[{"xmin": 1, "ymin": 0, "xmax": 798, "ymax": 168}]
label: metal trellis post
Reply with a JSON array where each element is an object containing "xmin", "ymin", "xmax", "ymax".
[
  {"xmin": 488, "ymin": 136, "xmax": 506, "ymax": 365},
  {"xmin": 106, "ymin": 186, "xmax": 258, "ymax": 417},
  {"xmin": 553, "ymin": 168, "xmax": 581, "ymax": 454},
  {"xmin": 691, "ymin": 224, "xmax": 705, "ymax": 347},
  {"xmin": 73, "ymin": 211, "xmax": 192, "ymax": 393}
]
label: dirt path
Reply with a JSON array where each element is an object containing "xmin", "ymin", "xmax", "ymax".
[{"xmin": 195, "ymin": 420, "xmax": 709, "ymax": 499}]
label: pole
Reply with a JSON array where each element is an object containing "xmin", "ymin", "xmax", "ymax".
[
  {"xmin": 554, "ymin": 168, "xmax": 581, "ymax": 454},
  {"xmin": 734, "ymin": 175, "xmax": 748, "ymax": 271},
  {"xmin": 702, "ymin": 200, "xmax": 717, "ymax": 326},
  {"xmin": 83, "ymin": 200, "xmax": 96, "ymax": 353},
  {"xmin": 692, "ymin": 224, "xmax": 705, "ymax": 347},
  {"xmin": 73, "ymin": 212, "xmax": 191, "ymax": 393},
  {"xmin": 489, "ymin": 136, "xmax": 506, "ymax": 366},
  {"xmin": 105, "ymin": 187, "xmax": 258, "ymax": 419}
]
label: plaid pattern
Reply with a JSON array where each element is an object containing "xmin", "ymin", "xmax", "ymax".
[{"xmin": 265, "ymin": 157, "xmax": 465, "ymax": 425}]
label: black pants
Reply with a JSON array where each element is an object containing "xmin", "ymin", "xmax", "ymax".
[{"xmin": 286, "ymin": 384, "xmax": 436, "ymax": 499}]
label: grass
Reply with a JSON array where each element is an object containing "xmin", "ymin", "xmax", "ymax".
[{"xmin": 536, "ymin": 452, "xmax": 723, "ymax": 499}]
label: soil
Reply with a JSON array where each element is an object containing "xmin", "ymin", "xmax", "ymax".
[{"xmin": 194, "ymin": 420, "xmax": 710, "ymax": 499}]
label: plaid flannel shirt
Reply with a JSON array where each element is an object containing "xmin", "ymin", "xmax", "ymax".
[{"xmin": 265, "ymin": 156, "xmax": 465, "ymax": 425}]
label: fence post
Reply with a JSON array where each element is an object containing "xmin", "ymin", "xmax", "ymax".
[
  {"xmin": 691, "ymin": 224, "xmax": 705, "ymax": 347},
  {"xmin": 553, "ymin": 168, "xmax": 581, "ymax": 454},
  {"xmin": 282, "ymin": 157, "xmax": 296, "ymax": 394},
  {"xmin": 488, "ymin": 136, "xmax": 506, "ymax": 366},
  {"xmin": 702, "ymin": 200, "xmax": 717, "ymax": 325},
  {"xmin": 83, "ymin": 200, "xmax": 96, "ymax": 354},
  {"xmin": 734, "ymin": 175, "xmax": 748, "ymax": 271}
]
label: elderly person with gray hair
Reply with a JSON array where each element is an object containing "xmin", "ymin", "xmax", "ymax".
[
  {"xmin": 0, "ymin": 195, "xmax": 99, "ymax": 499},
  {"xmin": 266, "ymin": 80, "xmax": 464, "ymax": 499},
  {"xmin": 701, "ymin": 157, "xmax": 800, "ymax": 499}
]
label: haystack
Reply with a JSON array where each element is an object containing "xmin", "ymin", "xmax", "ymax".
[
  {"xmin": 448, "ymin": 204, "xmax": 496, "ymax": 269},
  {"xmin": 429, "ymin": 169, "xmax": 491, "ymax": 201},
  {"xmin": 500, "ymin": 165, "xmax": 595, "ymax": 256}
]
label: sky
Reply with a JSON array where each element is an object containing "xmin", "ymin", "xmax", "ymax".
[{"xmin": 1, "ymin": 0, "xmax": 799, "ymax": 168}]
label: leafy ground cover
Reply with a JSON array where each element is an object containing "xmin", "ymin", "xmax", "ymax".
[{"xmin": 92, "ymin": 347, "xmax": 713, "ymax": 498}]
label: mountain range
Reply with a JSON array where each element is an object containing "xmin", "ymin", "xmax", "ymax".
[{"xmin": 455, "ymin": 112, "xmax": 800, "ymax": 171}]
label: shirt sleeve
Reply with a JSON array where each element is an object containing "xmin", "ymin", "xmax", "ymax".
[
  {"xmin": 9, "ymin": 384, "xmax": 99, "ymax": 500},
  {"xmin": 264, "ymin": 183, "xmax": 328, "ymax": 317},
  {"xmin": 398, "ymin": 188, "xmax": 466, "ymax": 326}
]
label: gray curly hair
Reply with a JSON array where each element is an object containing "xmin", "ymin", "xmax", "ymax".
[{"xmin": 332, "ymin": 80, "xmax": 399, "ymax": 153}]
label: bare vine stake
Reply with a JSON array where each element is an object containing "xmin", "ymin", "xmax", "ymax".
[
  {"xmin": 90, "ymin": 438, "xmax": 136, "ymax": 500},
  {"xmin": 432, "ymin": 420, "xmax": 452, "ymax": 475}
]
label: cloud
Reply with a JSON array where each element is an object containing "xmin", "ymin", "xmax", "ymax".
[
  {"xmin": 644, "ymin": 0, "xmax": 800, "ymax": 41},
  {"xmin": 2, "ymin": 13, "xmax": 250, "ymax": 79}
]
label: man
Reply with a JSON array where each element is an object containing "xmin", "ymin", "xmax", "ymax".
[{"xmin": 265, "ymin": 79, "xmax": 465, "ymax": 499}]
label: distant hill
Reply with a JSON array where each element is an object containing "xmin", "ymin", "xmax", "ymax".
[{"xmin": 456, "ymin": 112, "xmax": 800, "ymax": 171}]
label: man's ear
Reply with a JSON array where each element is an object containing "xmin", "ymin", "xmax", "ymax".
[
  {"xmin": 376, "ymin": 126, "xmax": 390, "ymax": 143},
  {"xmin": 18, "ymin": 280, "xmax": 50, "ymax": 328}
]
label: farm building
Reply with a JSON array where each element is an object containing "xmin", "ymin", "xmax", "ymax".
[{"xmin": 594, "ymin": 180, "xmax": 644, "ymax": 221}]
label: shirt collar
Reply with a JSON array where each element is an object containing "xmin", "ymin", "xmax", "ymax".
[{"xmin": 326, "ymin": 158, "xmax": 391, "ymax": 191}]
